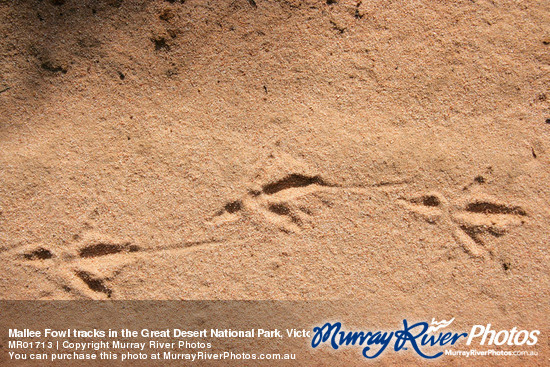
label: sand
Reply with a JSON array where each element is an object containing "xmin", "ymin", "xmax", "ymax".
[{"xmin": 0, "ymin": 0, "xmax": 548, "ymax": 364}]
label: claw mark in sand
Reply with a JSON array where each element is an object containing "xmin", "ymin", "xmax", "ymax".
[
  {"xmin": 75, "ymin": 270, "xmax": 113, "ymax": 297},
  {"xmin": 79, "ymin": 242, "xmax": 139, "ymax": 258},
  {"xmin": 261, "ymin": 174, "xmax": 331, "ymax": 195},
  {"xmin": 22, "ymin": 247, "xmax": 54, "ymax": 260},
  {"xmin": 398, "ymin": 192, "xmax": 447, "ymax": 224}
]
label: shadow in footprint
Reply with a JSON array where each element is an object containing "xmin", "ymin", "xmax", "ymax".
[{"xmin": 75, "ymin": 270, "xmax": 112, "ymax": 298}]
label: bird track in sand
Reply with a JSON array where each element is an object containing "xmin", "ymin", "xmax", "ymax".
[
  {"xmin": 397, "ymin": 192, "xmax": 528, "ymax": 260},
  {"xmin": 7, "ymin": 172, "xmax": 408, "ymax": 299},
  {"xmin": 4, "ymin": 163, "xmax": 528, "ymax": 298},
  {"xmin": 210, "ymin": 172, "xmax": 409, "ymax": 234},
  {"xmin": 9, "ymin": 235, "xmax": 223, "ymax": 299}
]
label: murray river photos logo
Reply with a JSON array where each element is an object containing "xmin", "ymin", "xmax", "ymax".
[{"xmin": 311, "ymin": 318, "xmax": 540, "ymax": 359}]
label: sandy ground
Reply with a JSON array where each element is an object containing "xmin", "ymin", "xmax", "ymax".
[{"xmin": 0, "ymin": 0, "xmax": 548, "ymax": 363}]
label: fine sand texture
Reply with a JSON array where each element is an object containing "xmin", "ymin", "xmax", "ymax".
[{"xmin": 0, "ymin": 0, "xmax": 548, "ymax": 361}]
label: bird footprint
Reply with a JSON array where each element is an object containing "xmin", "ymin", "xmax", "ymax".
[
  {"xmin": 211, "ymin": 173, "xmax": 336, "ymax": 233},
  {"xmin": 399, "ymin": 192, "xmax": 527, "ymax": 258}
]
